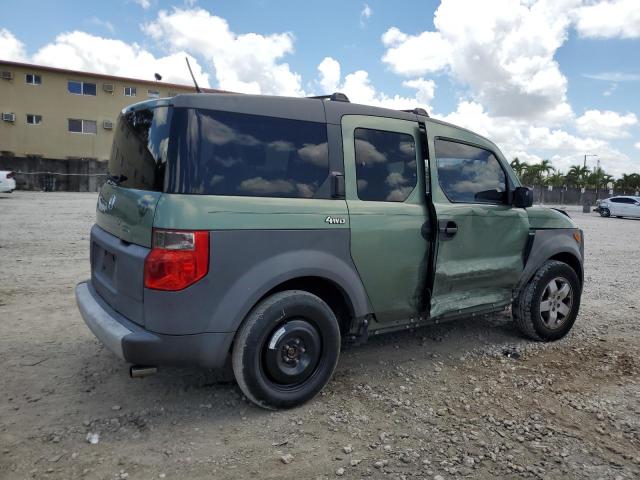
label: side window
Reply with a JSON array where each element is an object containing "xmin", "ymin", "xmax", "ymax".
[
  {"xmin": 609, "ymin": 198, "xmax": 622, "ymax": 203},
  {"xmin": 434, "ymin": 139, "xmax": 507, "ymax": 204},
  {"xmin": 169, "ymin": 108, "xmax": 329, "ymax": 198},
  {"xmin": 354, "ymin": 128, "xmax": 417, "ymax": 202}
]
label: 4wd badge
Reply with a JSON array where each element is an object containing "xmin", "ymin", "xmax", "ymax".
[{"xmin": 324, "ymin": 216, "xmax": 346, "ymax": 225}]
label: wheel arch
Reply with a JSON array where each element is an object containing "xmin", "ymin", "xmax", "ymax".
[
  {"xmin": 516, "ymin": 229, "xmax": 584, "ymax": 294},
  {"xmin": 208, "ymin": 248, "xmax": 373, "ymax": 337}
]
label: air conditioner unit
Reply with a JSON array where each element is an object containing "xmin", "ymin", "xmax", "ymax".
[
  {"xmin": 1, "ymin": 71, "xmax": 13, "ymax": 80},
  {"xmin": 2, "ymin": 112, "xmax": 16, "ymax": 122},
  {"xmin": 103, "ymin": 120, "xmax": 114, "ymax": 129},
  {"xmin": 103, "ymin": 83, "xmax": 114, "ymax": 93}
]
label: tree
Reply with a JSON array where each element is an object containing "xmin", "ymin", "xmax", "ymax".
[
  {"xmin": 546, "ymin": 171, "xmax": 565, "ymax": 187},
  {"xmin": 566, "ymin": 165, "xmax": 590, "ymax": 188},
  {"xmin": 510, "ymin": 158, "xmax": 527, "ymax": 179}
]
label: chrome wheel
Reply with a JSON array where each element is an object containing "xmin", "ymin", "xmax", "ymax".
[{"xmin": 539, "ymin": 277, "xmax": 573, "ymax": 329}]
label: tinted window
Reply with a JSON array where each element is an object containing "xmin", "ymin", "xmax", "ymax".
[
  {"xmin": 108, "ymin": 107, "xmax": 172, "ymax": 191},
  {"xmin": 68, "ymin": 119, "xmax": 82, "ymax": 132},
  {"xmin": 83, "ymin": 82, "xmax": 97, "ymax": 96},
  {"xmin": 168, "ymin": 108, "xmax": 329, "ymax": 198},
  {"xmin": 68, "ymin": 81, "xmax": 82, "ymax": 95},
  {"xmin": 354, "ymin": 128, "xmax": 417, "ymax": 202},
  {"xmin": 435, "ymin": 139, "xmax": 507, "ymax": 204}
]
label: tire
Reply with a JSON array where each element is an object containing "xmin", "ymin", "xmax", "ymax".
[
  {"xmin": 600, "ymin": 208, "xmax": 610, "ymax": 217},
  {"xmin": 513, "ymin": 260, "xmax": 581, "ymax": 341},
  {"xmin": 232, "ymin": 290, "xmax": 341, "ymax": 409},
  {"xmin": 615, "ymin": 216, "xmax": 623, "ymax": 218}
]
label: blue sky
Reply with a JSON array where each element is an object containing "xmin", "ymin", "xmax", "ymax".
[{"xmin": 1, "ymin": 0, "xmax": 640, "ymax": 176}]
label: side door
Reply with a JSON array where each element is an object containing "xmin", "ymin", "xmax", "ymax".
[
  {"xmin": 342, "ymin": 115, "xmax": 430, "ymax": 328},
  {"xmin": 426, "ymin": 124, "xmax": 530, "ymax": 319},
  {"xmin": 631, "ymin": 198, "xmax": 640, "ymax": 218},
  {"xmin": 608, "ymin": 198, "xmax": 623, "ymax": 216}
]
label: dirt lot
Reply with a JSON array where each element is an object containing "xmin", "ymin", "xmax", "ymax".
[{"xmin": 0, "ymin": 191, "xmax": 639, "ymax": 480}]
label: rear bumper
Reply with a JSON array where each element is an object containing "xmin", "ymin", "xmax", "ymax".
[{"xmin": 75, "ymin": 281, "xmax": 234, "ymax": 368}]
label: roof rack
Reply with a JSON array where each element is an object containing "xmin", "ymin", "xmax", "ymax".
[
  {"xmin": 400, "ymin": 107, "xmax": 430, "ymax": 117},
  {"xmin": 307, "ymin": 92, "xmax": 350, "ymax": 103}
]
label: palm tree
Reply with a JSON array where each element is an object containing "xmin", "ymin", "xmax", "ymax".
[
  {"xmin": 510, "ymin": 158, "xmax": 527, "ymax": 180},
  {"xmin": 547, "ymin": 171, "xmax": 565, "ymax": 187},
  {"xmin": 566, "ymin": 165, "xmax": 590, "ymax": 188}
]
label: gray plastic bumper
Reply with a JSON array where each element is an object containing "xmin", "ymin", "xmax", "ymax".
[
  {"xmin": 76, "ymin": 281, "xmax": 130, "ymax": 360},
  {"xmin": 75, "ymin": 281, "xmax": 234, "ymax": 368}
]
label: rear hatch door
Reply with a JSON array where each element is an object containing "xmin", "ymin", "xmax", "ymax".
[{"xmin": 92, "ymin": 102, "xmax": 171, "ymax": 326}]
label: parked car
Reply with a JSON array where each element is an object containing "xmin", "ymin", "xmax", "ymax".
[
  {"xmin": 76, "ymin": 93, "xmax": 584, "ymax": 409},
  {"xmin": 598, "ymin": 196, "xmax": 640, "ymax": 218},
  {"xmin": 0, "ymin": 170, "xmax": 16, "ymax": 193}
]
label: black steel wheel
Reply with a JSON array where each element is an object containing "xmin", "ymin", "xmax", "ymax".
[
  {"xmin": 600, "ymin": 208, "xmax": 610, "ymax": 217},
  {"xmin": 232, "ymin": 290, "xmax": 340, "ymax": 409}
]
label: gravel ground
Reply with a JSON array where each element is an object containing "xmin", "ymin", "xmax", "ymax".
[{"xmin": 0, "ymin": 191, "xmax": 639, "ymax": 480}]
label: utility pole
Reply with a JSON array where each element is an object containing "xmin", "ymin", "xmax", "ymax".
[{"xmin": 584, "ymin": 153, "xmax": 598, "ymax": 168}]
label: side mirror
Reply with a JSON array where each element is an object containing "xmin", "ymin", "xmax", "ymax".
[{"xmin": 512, "ymin": 186, "xmax": 533, "ymax": 208}]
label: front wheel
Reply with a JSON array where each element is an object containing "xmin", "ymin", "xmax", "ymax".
[
  {"xmin": 600, "ymin": 208, "xmax": 610, "ymax": 217},
  {"xmin": 513, "ymin": 260, "xmax": 581, "ymax": 341},
  {"xmin": 232, "ymin": 290, "xmax": 341, "ymax": 409}
]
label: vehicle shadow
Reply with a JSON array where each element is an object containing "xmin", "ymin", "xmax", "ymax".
[{"xmin": 74, "ymin": 310, "xmax": 526, "ymax": 422}]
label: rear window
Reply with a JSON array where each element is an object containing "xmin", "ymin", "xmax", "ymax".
[
  {"xmin": 108, "ymin": 107, "xmax": 171, "ymax": 191},
  {"xmin": 168, "ymin": 108, "xmax": 329, "ymax": 198}
]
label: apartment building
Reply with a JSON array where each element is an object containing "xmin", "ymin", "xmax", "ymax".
[{"xmin": 0, "ymin": 60, "xmax": 221, "ymax": 190}]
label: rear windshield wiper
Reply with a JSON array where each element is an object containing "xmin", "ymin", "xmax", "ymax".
[{"xmin": 106, "ymin": 174, "xmax": 128, "ymax": 185}]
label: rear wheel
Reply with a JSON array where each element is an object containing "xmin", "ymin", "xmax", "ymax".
[
  {"xmin": 600, "ymin": 208, "xmax": 610, "ymax": 217},
  {"xmin": 513, "ymin": 260, "xmax": 581, "ymax": 341},
  {"xmin": 232, "ymin": 290, "xmax": 340, "ymax": 409}
]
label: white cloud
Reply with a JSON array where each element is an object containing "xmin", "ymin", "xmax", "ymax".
[
  {"xmin": 382, "ymin": 27, "xmax": 452, "ymax": 76},
  {"xmin": 634, "ymin": 142, "xmax": 640, "ymax": 150},
  {"xmin": 317, "ymin": 57, "xmax": 341, "ymax": 93},
  {"xmin": 382, "ymin": 0, "xmax": 578, "ymax": 122},
  {"xmin": 360, "ymin": 4, "xmax": 373, "ymax": 27},
  {"xmin": 574, "ymin": 0, "xmax": 640, "ymax": 39},
  {"xmin": 435, "ymin": 100, "xmax": 638, "ymax": 177},
  {"xmin": 31, "ymin": 31, "xmax": 210, "ymax": 86},
  {"xmin": 144, "ymin": 8, "xmax": 303, "ymax": 96},
  {"xmin": 584, "ymin": 71, "xmax": 640, "ymax": 82},
  {"xmin": 316, "ymin": 57, "xmax": 435, "ymax": 110},
  {"xmin": 0, "ymin": 28, "xmax": 28, "ymax": 62},
  {"xmin": 576, "ymin": 110, "xmax": 638, "ymax": 139},
  {"xmin": 134, "ymin": 0, "xmax": 151, "ymax": 9}
]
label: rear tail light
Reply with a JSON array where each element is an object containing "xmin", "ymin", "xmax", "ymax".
[
  {"xmin": 144, "ymin": 229, "xmax": 209, "ymax": 291},
  {"xmin": 6, "ymin": 171, "xmax": 14, "ymax": 179}
]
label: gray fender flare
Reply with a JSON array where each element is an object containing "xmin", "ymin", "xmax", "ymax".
[
  {"xmin": 515, "ymin": 229, "xmax": 584, "ymax": 295},
  {"xmin": 207, "ymin": 249, "xmax": 372, "ymax": 333}
]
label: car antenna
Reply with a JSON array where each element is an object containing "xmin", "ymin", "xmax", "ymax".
[{"xmin": 185, "ymin": 57, "xmax": 202, "ymax": 93}]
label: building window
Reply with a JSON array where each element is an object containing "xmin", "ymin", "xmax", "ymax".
[
  {"xmin": 68, "ymin": 81, "xmax": 97, "ymax": 96},
  {"xmin": 26, "ymin": 114, "xmax": 42, "ymax": 125},
  {"xmin": 354, "ymin": 128, "xmax": 418, "ymax": 202},
  {"xmin": 26, "ymin": 73, "xmax": 42, "ymax": 85},
  {"xmin": 124, "ymin": 86, "xmax": 137, "ymax": 97},
  {"xmin": 147, "ymin": 89, "xmax": 160, "ymax": 98},
  {"xmin": 68, "ymin": 119, "xmax": 97, "ymax": 134}
]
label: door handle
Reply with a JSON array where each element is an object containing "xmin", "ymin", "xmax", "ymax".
[{"xmin": 438, "ymin": 220, "xmax": 458, "ymax": 239}]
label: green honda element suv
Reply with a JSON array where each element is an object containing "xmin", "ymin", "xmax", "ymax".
[{"xmin": 75, "ymin": 92, "xmax": 584, "ymax": 409}]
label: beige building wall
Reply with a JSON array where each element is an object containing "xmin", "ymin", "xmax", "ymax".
[{"xmin": 0, "ymin": 61, "xmax": 215, "ymax": 161}]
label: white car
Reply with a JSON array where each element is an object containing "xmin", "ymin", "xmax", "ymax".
[
  {"xmin": 599, "ymin": 195, "xmax": 640, "ymax": 219},
  {"xmin": 0, "ymin": 170, "xmax": 16, "ymax": 193}
]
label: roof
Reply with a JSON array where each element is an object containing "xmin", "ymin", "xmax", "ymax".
[{"xmin": 0, "ymin": 60, "xmax": 225, "ymax": 93}]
